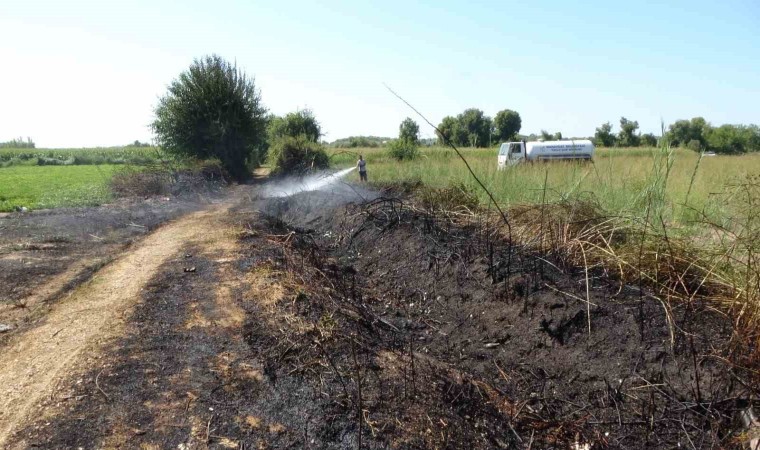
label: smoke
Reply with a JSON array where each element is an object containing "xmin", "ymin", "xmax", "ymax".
[{"xmin": 260, "ymin": 167, "xmax": 357, "ymax": 198}]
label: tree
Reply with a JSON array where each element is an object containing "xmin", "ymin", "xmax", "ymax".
[
  {"xmin": 594, "ymin": 123, "xmax": 616, "ymax": 147},
  {"xmin": 457, "ymin": 108, "xmax": 492, "ymax": 147},
  {"xmin": 268, "ymin": 109, "xmax": 321, "ymax": 143},
  {"xmin": 618, "ymin": 117, "xmax": 640, "ymax": 147},
  {"xmin": 640, "ymin": 133, "xmax": 658, "ymax": 147},
  {"xmin": 667, "ymin": 117, "xmax": 709, "ymax": 148},
  {"xmin": 437, "ymin": 115, "xmax": 464, "ymax": 145},
  {"xmin": 492, "ymin": 109, "xmax": 522, "ymax": 143},
  {"xmin": 152, "ymin": 55, "xmax": 267, "ymax": 181},
  {"xmin": 399, "ymin": 117, "xmax": 420, "ymax": 144},
  {"xmin": 540, "ymin": 130, "xmax": 553, "ymax": 141}
]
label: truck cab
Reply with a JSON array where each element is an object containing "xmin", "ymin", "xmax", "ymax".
[{"xmin": 497, "ymin": 141, "xmax": 525, "ymax": 169}]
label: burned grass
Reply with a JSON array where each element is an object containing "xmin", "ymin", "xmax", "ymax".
[
  {"xmin": 241, "ymin": 190, "xmax": 754, "ymax": 448},
  {"xmin": 8, "ymin": 187, "xmax": 756, "ymax": 449}
]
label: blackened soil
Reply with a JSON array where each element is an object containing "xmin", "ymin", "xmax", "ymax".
[
  {"xmin": 244, "ymin": 191, "xmax": 751, "ymax": 449},
  {"xmin": 0, "ymin": 193, "xmax": 222, "ymax": 345},
  {"xmin": 8, "ymin": 188, "xmax": 754, "ymax": 449}
]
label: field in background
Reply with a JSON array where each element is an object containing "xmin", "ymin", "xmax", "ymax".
[
  {"xmin": 0, "ymin": 146, "xmax": 160, "ymax": 167},
  {"xmin": 0, "ymin": 165, "xmax": 119, "ymax": 211},
  {"xmin": 329, "ymin": 146, "xmax": 760, "ymax": 232}
]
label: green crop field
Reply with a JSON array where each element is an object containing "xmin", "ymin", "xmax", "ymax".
[
  {"xmin": 329, "ymin": 146, "xmax": 760, "ymax": 231},
  {"xmin": 0, "ymin": 165, "xmax": 121, "ymax": 212},
  {"xmin": 0, "ymin": 146, "xmax": 160, "ymax": 168}
]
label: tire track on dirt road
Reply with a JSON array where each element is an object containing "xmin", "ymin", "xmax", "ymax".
[{"xmin": 0, "ymin": 193, "xmax": 246, "ymax": 448}]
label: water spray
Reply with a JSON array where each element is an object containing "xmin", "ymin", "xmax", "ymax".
[{"xmin": 261, "ymin": 167, "xmax": 357, "ymax": 198}]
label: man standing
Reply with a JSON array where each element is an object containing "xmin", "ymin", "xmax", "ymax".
[{"xmin": 357, "ymin": 155, "xmax": 367, "ymax": 182}]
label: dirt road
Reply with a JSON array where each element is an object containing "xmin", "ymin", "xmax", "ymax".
[{"xmin": 0, "ymin": 194, "xmax": 242, "ymax": 448}]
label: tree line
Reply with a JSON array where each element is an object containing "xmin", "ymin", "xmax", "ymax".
[
  {"xmin": 594, "ymin": 117, "xmax": 760, "ymax": 154},
  {"xmin": 435, "ymin": 108, "xmax": 522, "ymax": 148}
]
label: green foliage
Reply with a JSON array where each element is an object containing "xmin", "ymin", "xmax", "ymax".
[
  {"xmin": 267, "ymin": 135, "xmax": 329, "ymax": 175},
  {"xmin": 330, "ymin": 136, "xmax": 390, "ymax": 148},
  {"xmin": 0, "ymin": 137, "xmax": 35, "ymax": 149},
  {"xmin": 595, "ymin": 122, "xmax": 616, "ymax": 147},
  {"xmin": 267, "ymin": 109, "xmax": 322, "ymax": 144},
  {"xmin": 492, "ymin": 109, "xmax": 521, "ymax": 142},
  {"xmin": 0, "ymin": 147, "xmax": 158, "ymax": 168},
  {"xmin": 666, "ymin": 117, "xmax": 759, "ymax": 154},
  {"xmin": 667, "ymin": 117, "xmax": 709, "ymax": 148},
  {"xmin": 387, "ymin": 139, "xmax": 419, "ymax": 161},
  {"xmin": 458, "ymin": 108, "xmax": 493, "ymax": 147},
  {"xmin": 151, "ymin": 54, "xmax": 267, "ymax": 181},
  {"xmin": 436, "ymin": 109, "xmax": 493, "ymax": 147},
  {"xmin": 687, "ymin": 139, "xmax": 702, "ymax": 151},
  {"xmin": 706, "ymin": 124, "xmax": 760, "ymax": 154},
  {"xmin": 436, "ymin": 116, "xmax": 462, "ymax": 145},
  {"xmin": 618, "ymin": 117, "xmax": 640, "ymax": 147},
  {"xmin": 540, "ymin": 130, "xmax": 553, "ymax": 141},
  {"xmin": 640, "ymin": 133, "xmax": 658, "ymax": 147},
  {"xmin": 399, "ymin": 117, "xmax": 420, "ymax": 145}
]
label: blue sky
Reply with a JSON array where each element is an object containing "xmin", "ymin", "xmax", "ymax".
[{"xmin": 1, "ymin": 0, "xmax": 758, "ymax": 147}]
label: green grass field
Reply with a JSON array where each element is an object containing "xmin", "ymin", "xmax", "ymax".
[
  {"xmin": 0, "ymin": 165, "xmax": 120, "ymax": 211},
  {"xmin": 0, "ymin": 146, "xmax": 160, "ymax": 167},
  {"xmin": 329, "ymin": 146, "xmax": 760, "ymax": 231}
]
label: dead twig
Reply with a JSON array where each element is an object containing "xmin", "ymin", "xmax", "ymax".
[{"xmin": 95, "ymin": 368, "xmax": 110, "ymax": 402}]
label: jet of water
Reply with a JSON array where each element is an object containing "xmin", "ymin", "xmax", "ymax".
[{"xmin": 262, "ymin": 167, "xmax": 357, "ymax": 198}]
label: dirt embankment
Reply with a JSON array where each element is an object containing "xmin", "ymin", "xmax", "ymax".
[{"xmin": 2, "ymin": 185, "xmax": 755, "ymax": 449}]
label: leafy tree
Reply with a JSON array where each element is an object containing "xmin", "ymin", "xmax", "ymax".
[
  {"xmin": 594, "ymin": 122, "xmax": 616, "ymax": 147},
  {"xmin": 618, "ymin": 117, "xmax": 640, "ymax": 147},
  {"xmin": 705, "ymin": 124, "xmax": 760, "ymax": 154},
  {"xmin": 640, "ymin": 133, "xmax": 658, "ymax": 147},
  {"xmin": 540, "ymin": 130, "xmax": 553, "ymax": 141},
  {"xmin": 268, "ymin": 109, "xmax": 321, "ymax": 143},
  {"xmin": 399, "ymin": 117, "xmax": 420, "ymax": 144},
  {"xmin": 152, "ymin": 55, "xmax": 267, "ymax": 181},
  {"xmin": 456, "ymin": 108, "xmax": 492, "ymax": 147},
  {"xmin": 553, "ymin": 131, "xmax": 563, "ymax": 140},
  {"xmin": 492, "ymin": 109, "xmax": 521, "ymax": 142},
  {"xmin": 667, "ymin": 117, "xmax": 709, "ymax": 148},
  {"xmin": 437, "ymin": 115, "xmax": 463, "ymax": 145}
]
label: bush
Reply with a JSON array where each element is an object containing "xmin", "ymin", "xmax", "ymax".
[
  {"xmin": 268, "ymin": 136, "xmax": 329, "ymax": 176},
  {"xmin": 151, "ymin": 55, "xmax": 267, "ymax": 181},
  {"xmin": 687, "ymin": 139, "xmax": 702, "ymax": 152},
  {"xmin": 388, "ymin": 139, "xmax": 419, "ymax": 161}
]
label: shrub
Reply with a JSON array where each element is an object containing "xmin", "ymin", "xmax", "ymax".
[
  {"xmin": 151, "ymin": 55, "xmax": 267, "ymax": 181},
  {"xmin": 388, "ymin": 139, "xmax": 419, "ymax": 161},
  {"xmin": 687, "ymin": 139, "xmax": 702, "ymax": 152},
  {"xmin": 268, "ymin": 136, "xmax": 329, "ymax": 176}
]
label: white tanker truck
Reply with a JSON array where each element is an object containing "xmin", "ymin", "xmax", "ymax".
[{"xmin": 498, "ymin": 139, "xmax": 595, "ymax": 168}]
